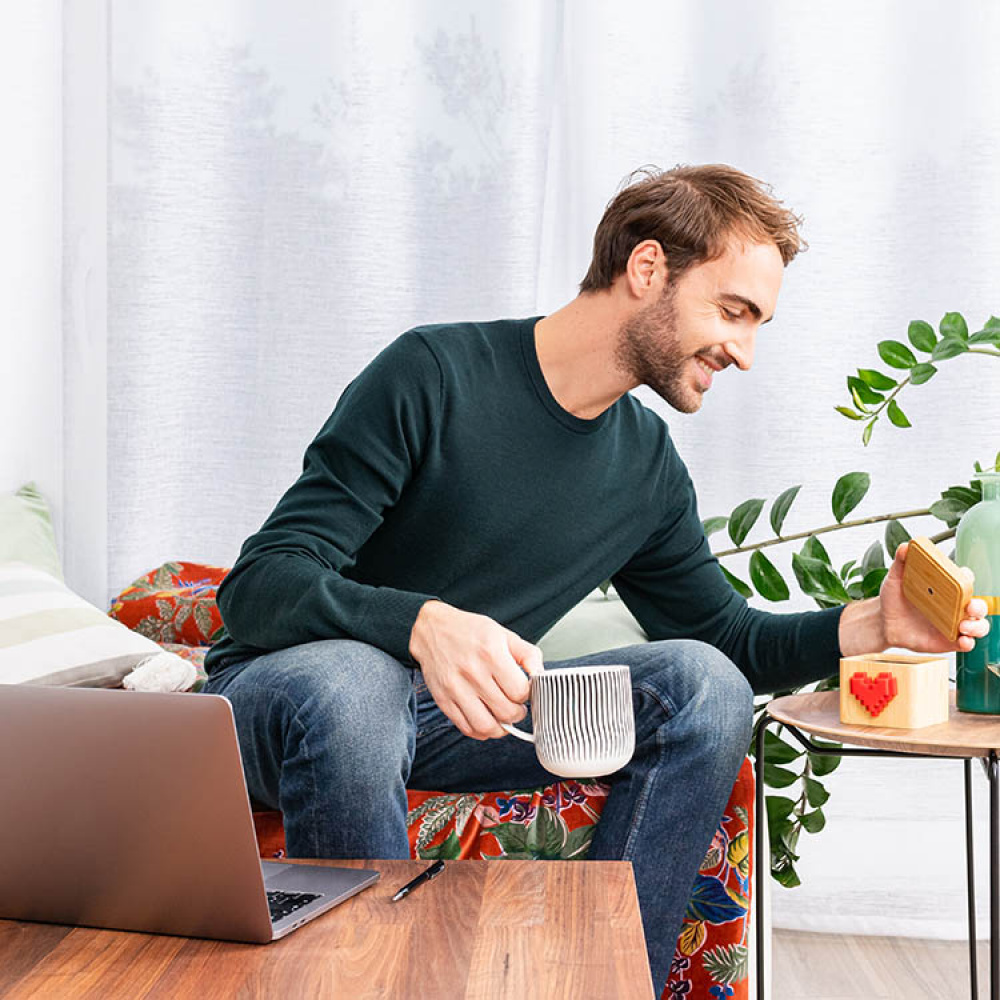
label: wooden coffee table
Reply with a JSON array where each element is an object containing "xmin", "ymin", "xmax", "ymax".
[
  {"xmin": 755, "ymin": 690, "xmax": 1000, "ymax": 1000},
  {"xmin": 0, "ymin": 859, "xmax": 654, "ymax": 999}
]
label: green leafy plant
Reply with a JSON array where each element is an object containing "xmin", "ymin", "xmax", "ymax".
[
  {"xmin": 837, "ymin": 312, "xmax": 1000, "ymax": 445},
  {"xmin": 708, "ymin": 309, "xmax": 1000, "ymax": 886},
  {"xmin": 714, "ymin": 462, "xmax": 998, "ymax": 887}
]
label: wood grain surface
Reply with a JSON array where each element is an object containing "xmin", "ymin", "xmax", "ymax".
[
  {"xmin": 768, "ymin": 689, "xmax": 1000, "ymax": 756},
  {"xmin": 0, "ymin": 860, "xmax": 654, "ymax": 1000}
]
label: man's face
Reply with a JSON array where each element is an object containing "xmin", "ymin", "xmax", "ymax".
[{"xmin": 615, "ymin": 238, "xmax": 784, "ymax": 413}]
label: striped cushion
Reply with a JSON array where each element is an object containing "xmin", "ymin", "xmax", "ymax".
[{"xmin": 0, "ymin": 562, "xmax": 168, "ymax": 687}]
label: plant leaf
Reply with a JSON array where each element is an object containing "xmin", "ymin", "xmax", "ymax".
[
  {"xmin": 835, "ymin": 406, "xmax": 866, "ymax": 421},
  {"xmin": 792, "ymin": 553, "xmax": 851, "ymax": 605},
  {"xmin": 885, "ymin": 518, "xmax": 911, "ymax": 558},
  {"xmin": 857, "ymin": 368, "xmax": 897, "ymax": 390},
  {"xmin": 931, "ymin": 338, "xmax": 968, "ymax": 361},
  {"xmin": 762, "ymin": 729, "xmax": 804, "ymax": 764},
  {"xmin": 772, "ymin": 860, "xmax": 801, "ymax": 888},
  {"xmin": 702, "ymin": 516, "xmax": 729, "ymax": 538},
  {"xmin": 907, "ymin": 319, "xmax": 937, "ymax": 352},
  {"xmin": 942, "ymin": 484, "xmax": 981, "ymax": 507},
  {"xmin": 862, "ymin": 567, "xmax": 888, "ymax": 598},
  {"xmin": 910, "ymin": 362, "xmax": 937, "ymax": 385},
  {"xmin": 749, "ymin": 550, "xmax": 790, "ymax": 602},
  {"xmin": 878, "ymin": 340, "xmax": 917, "ymax": 369},
  {"xmin": 765, "ymin": 795, "xmax": 796, "ymax": 824},
  {"xmin": 721, "ymin": 566, "xmax": 753, "ymax": 600},
  {"xmin": 728, "ymin": 498, "xmax": 766, "ymax": 547},
  {"xmin": 809, "ymin": 754, "xmax": 841, "ymax": 777},
  {"xmin": 847, "ymin": 375, "xmax": 884, "ymax": 406},
  {"xmin": 801, "ymin": 534, "xmax": 832, "ymax": 566},
  {"xmin": 887, "ymin": 399, "xmax": 911, "ymax": 428},
  {"xmin": 969, "ymin": 329, "xmax": 1000, "ymax": 347},
  {"xmin": 861, "ymin": 540, "xmax": 885, "ymax": 575},
  {"xmin": 769, "ymin": 485, "xmax": 802, "ymax": 536},
  {"xmin": 763, "ymin": 763, "xmax": 799, "ymax": 788},
  {"xmin": 862, "ymin": 419, "xmax": 876, "ymax": 446},
  {"xmin": 940, "ymin": 311, "xmax": 968, "ymax": 340},
  {"xmin": 804, "ymin": 777, "xmax": 830, "ymax": 808},
  {"xmin": 800, "ymin": 808, "xmax": 826, "ymax": 834},
  {"xmin": 930, "ymin": 497, "xmax": 968, "ymax": 527},
  {"xmin": 832, "ymin": 471, "xmax": 871, "ymax": 523}
]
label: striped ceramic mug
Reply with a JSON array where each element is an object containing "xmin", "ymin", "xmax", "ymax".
[{"xmin": 501, "ymin": 664, "xmax": 635, "ymax": 778}]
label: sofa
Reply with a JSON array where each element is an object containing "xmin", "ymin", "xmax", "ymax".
[
  {"xmin": 109, "ymin": 561, "xmax": 757, "ymax": 999},
  {"xmin": 0, "ymin": 470, "xmax": 756, "ymax": 1000}
]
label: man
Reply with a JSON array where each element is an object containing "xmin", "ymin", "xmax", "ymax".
[{"xmin": 203, "ymin": 164, "xmax": 989, "ymax": 989}]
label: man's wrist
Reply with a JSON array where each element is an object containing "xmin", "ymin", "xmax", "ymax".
[
  {"xmin": 838, "ymin": 597, "xmax": 889, "ymax": 658},
  {"xmin": 409, "ymin": 599, "xmax": 446, "ymax": 663}
]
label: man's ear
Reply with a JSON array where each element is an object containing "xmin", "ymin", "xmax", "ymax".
[{"xmin": 624, "ymin": 239, "xmax": 666, "ymax": 298}]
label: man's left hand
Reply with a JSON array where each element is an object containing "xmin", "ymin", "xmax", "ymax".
[
  {"xmin": 839, "ymin": 541, "xmax": 990, "ymax": 657},
  {"xmin": 879, "ymin": 541, "xmax": 989, "ymax": 653}
]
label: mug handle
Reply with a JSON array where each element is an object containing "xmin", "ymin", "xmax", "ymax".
[
  {"xmin": 501, "ymin": 658, "xmax": 543, "ymax": 741},
  {"xmin": 501, "ymin": 722, "xmax": 535, "ymax": 743}
]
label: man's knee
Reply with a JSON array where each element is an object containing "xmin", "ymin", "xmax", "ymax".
[
  {"xmin": 223, "ymin": 639, "xmax": 416, "ymax": 767},
  {"xmin": 642, "ymin": 639, "xmax": 754, "ymax": 753}
]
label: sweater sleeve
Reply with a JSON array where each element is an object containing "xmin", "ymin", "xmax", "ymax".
[
  {"xmin": 213, "ymin": 332, "xmax": 441, "ymax": 665},
  {"xmin": 611, "ymin": 447, "xmax": 845, "ymax": 695}
]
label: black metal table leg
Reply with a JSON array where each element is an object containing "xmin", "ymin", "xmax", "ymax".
[
  {"xmin": 990, "ymin": 752, "xmax": 999, "ymax": 1000},
  {"xmin": 753, "ymin": 716, "xmax": 992, "ymax": 1000},
  {"xmin": 755, "ymin": 715, "xmax": 768, "ymax": 1000},
  {"xmin": 967, "ymin": 758, "xmax": 979, "ymax": 1000}
]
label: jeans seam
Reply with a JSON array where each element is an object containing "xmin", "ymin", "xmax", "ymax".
[
  {"xmin": 285, "ymin": 692, "xmax": 321, "ymax": 858},
  {"xmin": 619, "ymin": 680, "xmax": 675, "ymax": 860},
  {"xmin": 231, "ymin": 677, "xmax": 319, "ymax": 857}
]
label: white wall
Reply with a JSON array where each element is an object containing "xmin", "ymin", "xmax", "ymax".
[{"xmin": 0, "ymin": 4, "xmax": 63, "ymax": 545}]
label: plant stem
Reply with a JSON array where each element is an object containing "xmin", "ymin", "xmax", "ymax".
[
  {"xmin": 714, "ymin": 508, "xmax": 932, "ymax": 557},
  {"xmin": 869, "ymin": 375, "xmax": 911, "ymax": 421}
]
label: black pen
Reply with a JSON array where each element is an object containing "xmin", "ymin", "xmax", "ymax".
[{"xmin": 390, "ymin": 860, "xmax": 445, "ymax": 902}]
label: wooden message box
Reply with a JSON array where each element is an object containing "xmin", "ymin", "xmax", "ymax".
[
  {"xmin": 902, "ymin": 536, "xmax": 973, "ymax": 643},
  {"xmin": 839, "ymin": 653, "xmax": 950, "ymax": 729}
]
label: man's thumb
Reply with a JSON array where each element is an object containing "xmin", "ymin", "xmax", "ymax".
[{"xmin": 508, "ymin": 633, "xmax": 544, "ymax": 676}]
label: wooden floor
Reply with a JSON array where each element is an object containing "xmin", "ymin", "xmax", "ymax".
[{"xmin": 773, "ymin": 929, "xmax": 988, "ymax": 999}]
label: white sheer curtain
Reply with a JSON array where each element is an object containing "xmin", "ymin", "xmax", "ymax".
[{"xmin": 57, "ymin": 0, "xmax": 1000, "ymax": 936}]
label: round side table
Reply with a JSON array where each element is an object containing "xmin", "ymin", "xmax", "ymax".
[{"xmin": 754, "ymin": 690, "xmax": 1000, "ymax": 1000}]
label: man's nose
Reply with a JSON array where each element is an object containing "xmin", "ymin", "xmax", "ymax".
[{"xmin": 725, "ymin": 327, "xmax": 757, "ymax": 372}]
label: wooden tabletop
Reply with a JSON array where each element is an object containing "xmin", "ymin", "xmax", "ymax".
[
  {"xmin": 768, "ymin": 690, "xmax": 1000, "ymax": 757},
  {"xmin": 0, "ymin": 859, "xmax": 654, "ymax": 1000}
]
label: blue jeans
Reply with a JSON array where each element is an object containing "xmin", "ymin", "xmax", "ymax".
[{"xmin": 203, "ymin": 639, "xmax": 753, "ymax": 990}]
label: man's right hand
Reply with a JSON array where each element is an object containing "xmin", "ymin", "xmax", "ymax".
[{"xmin": 408, "ymin": 600, "xmax": 543, "ymax": 740}]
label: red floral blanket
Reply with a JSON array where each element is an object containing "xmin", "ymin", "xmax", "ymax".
[{"xmin": 112, "ymin": 562, "xmax": 755, "ymax": 998}]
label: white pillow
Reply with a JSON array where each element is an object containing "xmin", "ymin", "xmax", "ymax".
[{"xmin": 0, "ymin": 562, "xmax": 191, "ymax": 688}]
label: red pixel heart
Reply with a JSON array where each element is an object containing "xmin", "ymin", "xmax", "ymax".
[{"xmin": 849, "ymin": 671, "xmax": 898, "ymax": 718}]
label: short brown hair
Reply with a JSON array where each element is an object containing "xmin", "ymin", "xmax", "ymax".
[{"xmin": 579, "ymin": 163, "xmax": 806, "ymax": 293}]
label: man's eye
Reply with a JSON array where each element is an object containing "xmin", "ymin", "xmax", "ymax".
[{"xmin": 722, "ymin": 309, "xmax": 741, "ymax": 321}]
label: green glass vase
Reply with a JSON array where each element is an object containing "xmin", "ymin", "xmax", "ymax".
[{"xmin": 956, "ymin": 471, "xmax": 1000, "ymax": 713}]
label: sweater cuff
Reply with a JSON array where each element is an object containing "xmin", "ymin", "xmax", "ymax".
[
  {"xmin": 356, "ymin": 586, "xmax": 438, "ymax": 666},
  {"xmin": 810, "ymin": 603, "xmax": 847, "ymax": 670}
]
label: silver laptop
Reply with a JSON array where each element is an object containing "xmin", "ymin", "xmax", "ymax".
[{"xmin": 0, "ymin": 684, "xmax": 379, "ymax": 942}]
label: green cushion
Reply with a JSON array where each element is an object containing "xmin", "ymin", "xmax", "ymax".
[
  {"xmin": 0, "ymin": 483, "xmax": 62, "ymax": 580},
  {"xmin": 537, "ymin": 588, "xmax": 647, "ymax": 662}
]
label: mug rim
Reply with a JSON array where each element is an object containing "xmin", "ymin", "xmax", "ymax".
[{"xmin": 535, "ymin": 663, "xmax": 630, "ymax": 680}]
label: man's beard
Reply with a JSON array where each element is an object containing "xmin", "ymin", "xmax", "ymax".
[{"xmin": 614, "ymin": 282, "xmax": 702, "ymax": 414}]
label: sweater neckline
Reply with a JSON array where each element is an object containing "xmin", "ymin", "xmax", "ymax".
[{"xmin": 518, "ymin": 317, "xmax": 611, "ymax": 435}]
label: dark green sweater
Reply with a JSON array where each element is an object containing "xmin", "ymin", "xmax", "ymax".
[{"xmin": 205, "ymin": 316, "xmax": 844, "ymax": 693}]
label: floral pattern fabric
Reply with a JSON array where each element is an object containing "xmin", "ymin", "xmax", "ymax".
[{"xmin": 111, "ymin": 563, "xmax": 754, "ymax": 999}]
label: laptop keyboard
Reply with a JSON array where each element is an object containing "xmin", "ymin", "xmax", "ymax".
[{"xmin": 267, "ymin": 890, "xmax": 322, "ymax": 923}]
